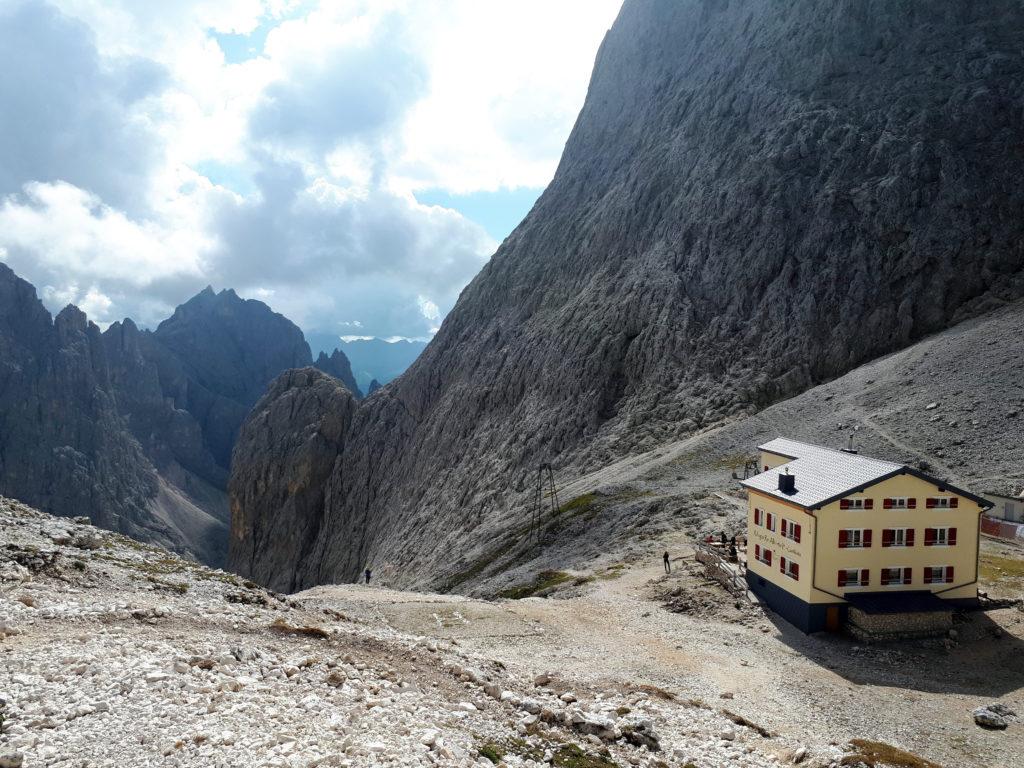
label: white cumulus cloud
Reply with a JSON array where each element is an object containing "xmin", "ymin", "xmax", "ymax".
[{"xmin": 0, "ymin": 0, "xmax": 623, "ymax": 338}]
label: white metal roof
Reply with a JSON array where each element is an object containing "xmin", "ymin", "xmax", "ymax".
[{"xmin": 740, "ymin": 438, "xmax": 903, "ymax": 509}]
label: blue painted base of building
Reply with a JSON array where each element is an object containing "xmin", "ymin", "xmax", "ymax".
[{"xmin": 746, "ymin": 570, "xmax": 842, "ymax": 633}]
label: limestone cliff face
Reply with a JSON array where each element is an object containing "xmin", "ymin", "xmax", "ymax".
[
  {"xmin": 230, "ymin": 0, "xmax": 1020, "ymax": 591},
  {"xmin": 229, "ymin": 368, "xmax": 357, "ymax": 592},
  {"xmin": 0, "ymin": 264, "xmax": 168, "ymax": 546}
]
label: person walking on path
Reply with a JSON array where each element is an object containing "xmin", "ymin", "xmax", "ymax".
[
  {"xmin": 364, "ymin": 568, "xmax": 372, "ymax": 585},
  {"xmin": 663, "ymin": 551, "xmax": 671, "ymax": 574}
]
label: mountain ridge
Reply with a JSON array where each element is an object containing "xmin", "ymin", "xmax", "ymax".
[
  {"xmin": 229, "ymin": 0, "xmax": 1024, "ymax": 592},
  {"xmin": 0, "ymin": 263, "xmax": 361, "ymax": 564}
]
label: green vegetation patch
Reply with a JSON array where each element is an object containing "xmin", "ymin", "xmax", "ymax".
[
  {"xmin": 477, "ymin": 736, "xmax": 612, "ymax": 767},
  {"xmin": 559, "ymin": 493, "xmax": 599, "ymax": 517},
  {"xmin": 498, "ymin": 570, "xmax": 574, "ymax": 599},
  {"xmin": 842, "ymin": 739, "xmax": 943, "ymax": 768},
  {"xmin": 479, "ymin": 743, "xmax": 505, "ymax": 764},
  {"xmin": 552, "ymin": 744, "xmax": 615, "ymax": 768},
  {"xmin": 597, "ymin": 563, "xmax": 627, "ymax": 580},
  {"xmin": 979, "ymin": 553, "xmax": 1024, "ymax": 587}
]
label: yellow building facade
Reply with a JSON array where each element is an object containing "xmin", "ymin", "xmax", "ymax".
[{"xmin": 742, "ymin": 438, "xmax": 990, "ymax": 633}]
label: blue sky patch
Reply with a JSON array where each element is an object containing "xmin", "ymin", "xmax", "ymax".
[{"xmin": 417, "ymin": 186, "xmax": 544, "ymax": 242}]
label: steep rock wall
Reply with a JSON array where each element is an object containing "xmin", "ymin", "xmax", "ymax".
[{"xmin": 229, "ymin": 0, "xmax": 1024, "ymax": 590}]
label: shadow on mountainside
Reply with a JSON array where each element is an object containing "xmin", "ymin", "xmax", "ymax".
[{"xmin": 765, "ymin": 607, "xmax": 1024, "ymax": 698}]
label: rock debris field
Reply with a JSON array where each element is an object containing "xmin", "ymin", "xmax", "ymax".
[
  {"xmin": 3, "ymin": 497, "xmax": 1023, "ymax": 767},
  {"xmin": 1, "ymin": 497, "xmax": 830, "ymax": 768}
]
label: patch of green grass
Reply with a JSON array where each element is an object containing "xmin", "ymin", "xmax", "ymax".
[
  {"xmin": 597, "ymin": 563, "xmax": 627, "ymax": 580},
  {"xmin": 843, "ymin": 739, "xmax": 942, "ymax": 768},
  {"xmin": 980, "ymin": 553, "xmax": 1024, "ymax": 586},
  {"xmin": 552, "ymin": 744, "xmax": 615, "ymax": 768},
  {"xmin": 559, "ymin": 493, "xmax": 599, "ymax": 516},
  {"xmin": 497, "ymin": 570, "xmax": 574, "ymax": 600},
  {"xmin": 479, "ymin": 744, "xmax": 505, "ymax": 764}
]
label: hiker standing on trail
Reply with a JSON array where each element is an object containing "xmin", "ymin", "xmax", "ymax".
[
  {"xmin": 364, "ymin": 568, "xmax": 371, "ymax": 585},
  {"xmin": 663, "ymin": 551, "xmax": 671, "ymax": 574}
]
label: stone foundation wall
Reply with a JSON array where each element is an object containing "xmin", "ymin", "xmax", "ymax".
[{"xmin": 847, "ymin": 607, "xmax": 952, "ymax": 642}]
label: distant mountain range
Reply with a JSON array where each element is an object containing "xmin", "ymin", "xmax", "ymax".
[
  {"xmin": 305, "ymin": 334, "xmax": 427, "ymax": 393},
  {"xmin": 0, "ymin": 263, "xmax": 360, "ymax": 565}
]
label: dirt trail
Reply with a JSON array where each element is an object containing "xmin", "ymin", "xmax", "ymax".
[{"xmin": 307, "ymin": 535, "xmax": 1024, "ymax": 768}]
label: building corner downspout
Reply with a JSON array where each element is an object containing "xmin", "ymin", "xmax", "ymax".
[{"xmin": 809, "ymin": 508, "xmax": 846, "ymax": 602}]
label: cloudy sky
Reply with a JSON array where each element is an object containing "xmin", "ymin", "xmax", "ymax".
[{"xmin": 0, "ymin": 0, "xmax": 622, "ymax": 341}]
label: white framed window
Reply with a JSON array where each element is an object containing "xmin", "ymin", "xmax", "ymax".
[
  {"xmin": 779, "ymin": 557, "xmax": 799, "ymax": 581},
  {"xmin": 840, "ymin": 497, "xmax": 873, "ymax": 510},
  {"xmin": 925, "ymin": 527, "xmax": 957, "ymax": 546},
  {"xmin": 780, "ymin": 518, "xmax": 802, "ymax": 543},
  {"xmin": 881, "ymin": 567, "xmax": 912, "ymax": 586},
  {"xmin": 838, "ymin": 568, "xmax": 869, "ymax": 588},
  {"xmin": 924, "ymin": 565, "xmax": 954, "ymax": 584},
  {"xmin": 838, "ymin": 528, "xmax": 872, "ymax": 548},
  {"xmin": 883, "ymin": 497, "xmax": 916, "ymax": 510},
  {"xmin": 753, "ymin": 544, "xmax": 772, "ymax": 566},
  {"xmin": 882, "ymin": 528, "xmax": 914, "ymax": 547}
]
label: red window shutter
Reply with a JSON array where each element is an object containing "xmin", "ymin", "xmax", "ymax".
[
  {"xmin": 926, "ymin": 497, "xmax": 936, "ymax": 509},
  {"xmin": 794, "ymin": 523, "xmax": 801, "ymax": 543},
  {"xmin": 883, "ymin": 497, "xmax": 893, "ymax": 509},
  {"xmin": 950, "ymin": 497, "xmax": 959, "ymax": 508},
  {"xmin": 792, "ymin": 563, "xmax": 799, "ymax": 579},
  {"xmin": 839, "ymin": 529, "xmax": 849, "ymax": 548},
  {"xmin": 863, "ymin": 529, "xmax": 872, "ymax": 547},
  {"xmin": 840, "ymin": 499, "xmax": 850, "ymax": 510},
  {"xmin": 906, "ymin": 528, "xmax": 915, "ymax": 547},
  {"xmin": 838, "ymin": 570, "xmax": 846, "ymax": 587},
  {"xmin": 779, "ymin": 557, "xmax": 785, "ymax": 573},
  {"xmin": 861, "ymin": 569, "xmax": 869, "ymax": 586},
  {"xmin": 907, "ymin": 497, "xmax": 917, "ymax": 509},
  {"xmin": 767, "ymin": 513, "xmax": 773, "ymax": 530},
  {"xmin": 864, "ymin": 499, "xmax": 874, "ymax": 510},
  {"xmin": 764, "ymin": 465, "xmax": 769, "ymax": 472},
  {"xmin": 924, "ymin": 528, "xmax": 936, "ymax": 546},
  {"xmin": 881, "ymin": 570, "xmax": 890, "ymax": 586},
  {"xmin": 923, "ymin": 568, "xmax": 932, "ymax": 585},
  {"xmin": 882, "ymin": 529, "xmax": 893, "ymax": 547},
  {"xmin": 945, "ymin": 566, "xmax": 954, "ymax": 583},
  {"xmin": 754, "ymin": 544, "xmax": 761, "ymax": 560},
  {"xmin": 766, "ymin": 550, "xmax": 772, "ymax": 566},
  {"xmin": 949, "ymin": 527, "xmax": 957, "ymax": 546},
  {"xmin": 903, "ymin": 567, "xmax": 912, "ymax": 584}
]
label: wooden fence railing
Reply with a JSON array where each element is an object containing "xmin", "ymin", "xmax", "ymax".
[{"xmin": 694, "ymin": 541, "xmax": 746, "ymax": 596}]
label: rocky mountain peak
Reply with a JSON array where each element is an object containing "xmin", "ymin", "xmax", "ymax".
[
  {"xmin": 313, "ymin": 349, "xmax": 362, "ymax": 399},
  {"xmin": 54, "ymin": 304, "xmax": 90, "ymax": 336}
]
